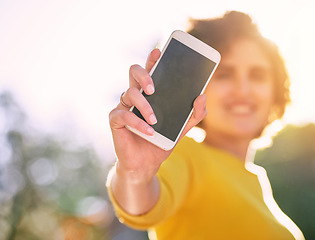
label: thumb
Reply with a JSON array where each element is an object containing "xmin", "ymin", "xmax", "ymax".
[{"xmin": 180, "ymin": 94, "xmax": 207, "ymax": 138}]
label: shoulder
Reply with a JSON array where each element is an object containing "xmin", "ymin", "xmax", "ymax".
[
  {"xmin": 158, "ymin": 136, "xmax": 202, "ymax": 181},
  {"xmin": 173, "ymin": 136, "xmax": 203, "ymax": 156},
  {"xmin": 173, "ymin": 135, "xmax": 225, "ymax": 163},
  {"xmin": 162, "ymin": 136, "xmax": 211, "ymax": 176}
]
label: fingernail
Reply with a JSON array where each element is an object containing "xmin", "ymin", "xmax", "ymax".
[
  {"xmin": 147, "ymin": 126, "xmax": 155, "ymax": 135},
  {"xmin": 147, "ymin": 84, "xmax": 155, "ymax": 94},
  {"xmin": 149, "ymin": 114, "xmax": 157, "ymax": 125}
]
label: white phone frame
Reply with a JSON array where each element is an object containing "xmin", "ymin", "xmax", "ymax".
[{"xmin": 126, "ymin": 30, "xmax": 221, "ymax": 151}]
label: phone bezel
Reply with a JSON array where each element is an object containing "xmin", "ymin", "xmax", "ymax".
[{"xmin": 126, "ymin": 30, "xmax": 221, "ymax": 151}]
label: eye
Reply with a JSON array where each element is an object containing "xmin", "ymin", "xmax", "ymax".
[
  {"xmin": 250, "ymin": 68, "xmax": 270, "ymax": 82},
  {"xmin": 214, "ymin": 69, "xmax": 233, "ymax": 80}
]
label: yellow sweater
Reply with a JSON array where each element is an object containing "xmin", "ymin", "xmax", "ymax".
[{"xmin": 107, "ymin": 137, "xmax": 304, "ymax": 240}]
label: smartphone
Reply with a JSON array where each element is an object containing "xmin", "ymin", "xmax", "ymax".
[{"xmin": 127, "ymin": 30, "xmax": 221, "ymax": 150}]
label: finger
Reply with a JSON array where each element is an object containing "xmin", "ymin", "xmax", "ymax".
[
  {"xmin": 109, "ymin": 108, "xmax": 155, "ymax": 136},
  {"xmin": 117, "ymin": 87, "xmax": 157, "ymax": 125},
  {"xmin": 180, "ymin": 94, "xmax": 207, "ymax": 137},
  {"xmin": 119, "ymin": 91, "xmax": 132, "ymax": 109},
  {"xmin": 129, "ymin": 64, "xmax": 155, "ymax": 95},
  {"xmin": 145, "ymin": 49, "xmax": 161, "ymax": 72}
]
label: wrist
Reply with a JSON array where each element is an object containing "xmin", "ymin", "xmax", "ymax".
[
  {"xmin": 110, "ymin": 170, "xmax": 160, "ymax": 215},
  {"xmin": 115, "ymin": 160, "xmax": 159, "ymax": 185}
]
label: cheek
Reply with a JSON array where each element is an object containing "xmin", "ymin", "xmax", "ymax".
[
  {"xmin": 205, "ymin": 82, "xmax": 231, "ymax": 105},
  {"xmin": 255, "ymin": 84, "xmax": 275, "ymax": 113}
]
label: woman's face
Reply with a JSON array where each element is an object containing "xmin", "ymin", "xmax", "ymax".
[{"xmin": 203, "ymin": 38, "xmax": 274, "ymax": 141}]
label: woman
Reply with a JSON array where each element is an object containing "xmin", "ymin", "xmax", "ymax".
[{"xmin": 107, "ymin": 11, "xmax": 304, "ymax": 240}]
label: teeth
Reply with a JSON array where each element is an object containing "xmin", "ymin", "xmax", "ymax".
[{"xmin": 230, "ymin": 105, "xmax": 251, "ymax": 114}]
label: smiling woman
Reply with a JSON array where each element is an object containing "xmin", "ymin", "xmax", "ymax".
[
  {"xmin": 187, "ymin": 10, "xmax": 291, "ymax": 159},
  {"xmin": 107, "ymin": 11, "xmax": 305, "ymax": 240},
  {"xmin": 0, "ymin": 0, "xmax": 313, "ymax": 239},
  {"xmin": 202, "ymin": 38, "xmax": 276, "ymax": 159}
]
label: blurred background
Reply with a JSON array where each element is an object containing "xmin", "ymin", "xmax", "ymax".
[{"xmin": 0, "ymin": 0, "xmax": 314, "ymax": 239}]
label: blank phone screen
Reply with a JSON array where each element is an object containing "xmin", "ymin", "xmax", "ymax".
[{"xmin": 132, "ymin": 38, "xmax": 216, "ymax": 141}]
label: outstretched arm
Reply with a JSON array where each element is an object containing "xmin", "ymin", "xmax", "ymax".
[{"xmin": 108, "ymin": 49, "xmax": 207, "ymax": 215}]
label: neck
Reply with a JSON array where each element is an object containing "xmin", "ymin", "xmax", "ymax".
[{"xmin": 204, "ymin": 133, "xmax": 251, "ymax": 163}]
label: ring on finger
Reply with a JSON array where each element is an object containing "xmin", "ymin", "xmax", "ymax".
[{"xmin": 120, "ymin": 92, "xmax": 132, "ymax": 108}]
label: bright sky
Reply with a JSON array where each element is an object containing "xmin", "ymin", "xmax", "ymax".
[{"xmin": 1, "ymin": 0, "xmax": 315, "ymax": 160}]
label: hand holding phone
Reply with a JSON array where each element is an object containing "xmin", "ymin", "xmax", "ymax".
[
  {"xmin": 108, "ymin": 42, "xmax": 214, "ymax": 214},
  {"xmin": 127, "ymin": 30, "xmax": 221, "ymax": 150}
]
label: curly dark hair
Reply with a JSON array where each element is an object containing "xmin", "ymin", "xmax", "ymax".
[{"xmin": 187, "ymin": 11, "xmax": 290, "ymax": 122}]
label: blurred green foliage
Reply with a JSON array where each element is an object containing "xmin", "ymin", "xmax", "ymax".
[
  {"xmin": 0, "ymin": 91, "xmax": 148, "ymax": 240},
  {"xmin": 255, "ymin": 124, "xmax": 315, "ymax": 240},
  {"xmin": 0, "ymin": 91, "xmax": 111, "ymax": 239}
]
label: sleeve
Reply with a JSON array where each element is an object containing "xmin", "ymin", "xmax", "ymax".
[{"xmin": 106, "ymin": 147, "xmax": 191, "ymax": 230}]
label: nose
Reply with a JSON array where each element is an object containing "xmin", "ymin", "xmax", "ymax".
[{"xmin": 233, "ymin": 76, "xmax": 251, "ymax": 97}]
